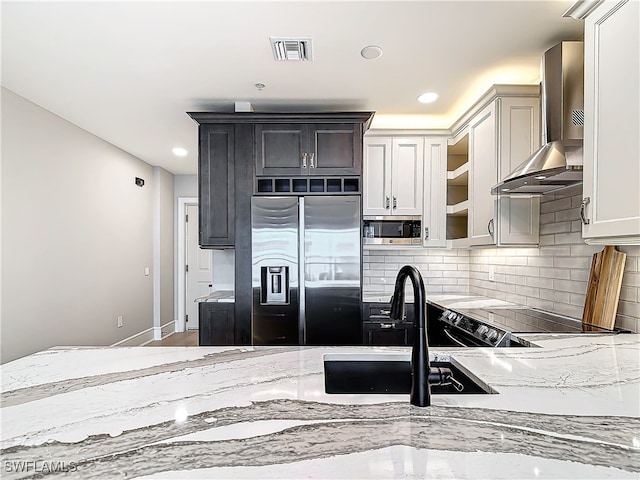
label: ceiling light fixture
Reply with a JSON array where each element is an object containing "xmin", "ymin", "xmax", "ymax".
[
  {"xmin": 172, "ymin": 147, "xmax": 188, "ymax": 157},
  {"xmin": 360, "ymin": 45, "xmax": 383, "ymax": 60},
  {"xmin": 255, "ymin": 83, "xmax": 266, "ymax": 90},
  {"xmin": 417, "ymin": 92, "xmax": 438, "ymax": 104}
]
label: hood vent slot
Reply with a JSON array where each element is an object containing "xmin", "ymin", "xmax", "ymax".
[
  {"xmin": 270, "ymin": 37, "xmax": 313, "ymax": 61},
  {"xmin": 572, "ymin": 109, "xmax": 585, "ymax": 126}
]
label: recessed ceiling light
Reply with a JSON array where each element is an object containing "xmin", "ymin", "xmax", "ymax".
[
  {"xmin": 417, "ymin": 92, "xmax": 438, "ymax": 104},
  {"xmin": 360, "ymin": 45, "xmax": 383, "ymax": 60},
  {"xmin": 172, "ymin": 147, "xmax": 188, "ymax": 157}
]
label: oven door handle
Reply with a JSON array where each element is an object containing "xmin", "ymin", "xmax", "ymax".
[{"xmin": 443, "ymin": 328, "xmax": 470, "ymax": 347}]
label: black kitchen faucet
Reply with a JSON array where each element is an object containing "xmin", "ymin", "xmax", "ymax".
[{"xmin": 389, "ymin": 265, "xmax": 431, "ymax": 407}]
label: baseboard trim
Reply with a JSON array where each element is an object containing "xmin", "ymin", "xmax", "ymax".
[{"xmin": 111, "ymin": 320, "xmax": 176, "ymax": 347}]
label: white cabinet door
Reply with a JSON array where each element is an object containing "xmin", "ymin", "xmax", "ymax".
[
  {"xmin": 390, "ymin": 138, "xmax": 424, "ymax": 216},
  {"xmin": 496, "ymin": 97, "xmax": 541, "ymax": 245},
  {"xmin": 468, "ymin": 103, "xmax": 497, "ymax": 245},
  {"xmin": 363, "ymin": 138, "xmax": 392, "ymax": 216},
  {"xmin": 423, "ymin": 137, "xmax": 447, "ymax": 247},
  {"xmin": 582, "ymin": 0, "xmax": 640, "ymax": 243}
]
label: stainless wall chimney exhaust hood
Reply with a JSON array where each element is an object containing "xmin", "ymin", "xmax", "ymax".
[{"xmin": 492, "ymin": 42, "xmax": 584, "ymax": 195}]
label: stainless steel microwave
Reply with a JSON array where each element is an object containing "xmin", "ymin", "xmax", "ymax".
[{"xmin": 363, "ymin": 216, "xmax": 422, "ymax": 245}]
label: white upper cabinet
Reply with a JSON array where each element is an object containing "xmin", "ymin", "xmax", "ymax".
[
  {"xmin": 450, "ymin": 86, "xmax": 541, "ymax": 247},
  {"xmin": 363, "ymin": 137, "xmax": 392, "ymax": 216},
  {"xmin": 496, "ymin": 96, "xmax": 542, "ymax": 245},
  {"xmin": 582, "ymin": 0, "xmax": 640, "ymax": 244},
  {"xmin": 468, "ymin": 102, "xmax": 498, "ymax": 245},
  {"xmin": 423, "ymin": 137, "xmax": 448, "ymax": 247},
  {"xmin": 363, "ymin": 137, "xmax": 424, "ymax": 216}
]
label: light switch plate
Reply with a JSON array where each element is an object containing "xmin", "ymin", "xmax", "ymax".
[{"xmin": 144, "ymin": 267, "xmax": 150, "ymax": 276}]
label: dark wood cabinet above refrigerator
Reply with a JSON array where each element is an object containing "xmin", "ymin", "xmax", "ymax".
[{"xmin": 255, "ymin": 122, "xmax": 365, "ymax": 176}]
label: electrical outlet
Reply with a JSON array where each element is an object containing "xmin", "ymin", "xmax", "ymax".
[
  {"xmin": 488, "ymin": 265, "xmax": 496, "ymax": 282},
  {"xmin": 117, "ymin": 315, "xmax": 124, "ymax": 328}
]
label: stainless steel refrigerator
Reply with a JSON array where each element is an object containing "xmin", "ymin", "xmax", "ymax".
[{"xmin": 251, "ymin": 196, "xmax": 361, "ymax": 345}]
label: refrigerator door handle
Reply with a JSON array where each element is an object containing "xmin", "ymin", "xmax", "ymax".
[{"xmin": 298, "ymin": 197, "xmax": 306, "ymax": 345}]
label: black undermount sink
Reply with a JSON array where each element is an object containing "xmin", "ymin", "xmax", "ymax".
[{"xmin": 323, "ymin": 354, "xmax": 494, "ymax": 395}]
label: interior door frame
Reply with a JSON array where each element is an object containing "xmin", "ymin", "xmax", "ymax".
[{"xmin": 176, "ymin": 196, "xmax": 198, "ymax": 332}]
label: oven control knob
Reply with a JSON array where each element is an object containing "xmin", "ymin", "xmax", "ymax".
[
  {"xmin": 477, "ymin": 325, "xmax": 489, "ymax": 336},
  {"xmin": 486, "ymin": 329, "xmax": 499, "ymax": 341}
]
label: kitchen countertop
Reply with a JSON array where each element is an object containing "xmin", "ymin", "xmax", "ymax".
[
  {"xmin": 363, "ymin": 293, "xmax": 519, "ymax": 309},
  {"xmin": 194, "ymin": 290, "xmax": 234, "ymax": 303},
  {"xmin": 1, "ymin": 335, "xmax": 639, "ymax": 479}
]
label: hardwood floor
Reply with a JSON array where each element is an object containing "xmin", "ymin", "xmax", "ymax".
[{"xmin": 146, "ymin": 331, "xmax": 198, "ymax": 347}]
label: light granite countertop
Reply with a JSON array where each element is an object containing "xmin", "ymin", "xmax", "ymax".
[
  {"xmin": 1, "ymin": 334, "xmax": 639, "ymax": 479},
  {"xmin": 194, "ymin": 290, "xmax": 235, "ymax": 303}
]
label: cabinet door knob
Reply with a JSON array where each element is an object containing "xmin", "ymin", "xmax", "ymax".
[
  {"xmin": 424, "ymin": 227, "xmax": 429, "ymax": 240},
  {"xmin": 393, "ymin": 196, "xmax": 397, "ymax": 209},
  {"xmin": 385, "ymin": 196, "xmax": 390, "ymax": 209},
  {"xmin": 302, "ymin": 152, "xmax": 307, "ymax": 168},
  {"xmin": 309, "ymin": 153, "xmax": 315, "ymax": 168},
  {"xmin": 580, "ymin": 197, "xmax": 591, "ymax": 225},
  {"xmin": 487, "ymin": 218, "xmax": 495, "ymax": 236}
]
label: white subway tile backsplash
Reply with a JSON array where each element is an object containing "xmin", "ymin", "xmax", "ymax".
[
  {"xmin": 570, "ymin": 293, "xmax": 586, "ymax": 307},
  {"xmin": 619, "ymin": 286, "xmax": 638, "ymax": 302},
  {"xmin": 554, "ymin": 232, "xmax": 584, "ymax": 245},
  {"xmin": 526, "ymin": 276, "xmax": 549, "ymax": 288},
  {"xmin": 470, "ymin": 189, "xmax": 639, "ymax": 332},
  {"xmin": 570, "ymin": 269, "xmax": 590, "ymax": 282},
  {"xmin": 554, "ymin": 256, "xmax": 586, "ymax": 269},
  {"xmin": 540, "ymin": 221, "xmax": 572, "ymax": 235},
  {"xmin": 539, "ymin": 246, "xmax": 572, "ymax": 257},
  {"xmin": 540, "ymin": 196, "xmax": 572, "ymax": 213},
  {"xmin": 623, "ymin": 272, "xmax": 640, "ymax": 287},
  {"xmin": 539, "ymin": 288, "xmax": 570, "ymax": 303},
  {"xmin": 553, "ymin": 279, "xmax": 587, "ymax": 295},
  {"xmin": 515, "ymin": 285, "xmax": 540, "ymax": 298},
  {"xmin": 363, "ymin": 191, "xmax": 639, "ymax": 333},
  {"xmin": 505, "ymin": 256, "xmax": 528, "ymax": 266},
  {"xmin": 539, "ymin": 267, "xmax": 571, "ymax": 280},
  {"xmin": 569, "ymin": 244, "xmax": 602, "ymax": 257},
  {"xmin": 527, "ymin": 256, "xmax": 554, "ymax": 267},
  {"xmin": 515, "ymin": 266, "xmax": 540, "ymax": 277}
]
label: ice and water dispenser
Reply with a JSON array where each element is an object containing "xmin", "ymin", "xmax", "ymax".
[{"xmin": 260, "ymin": 266, "xmax": 290, "ymax": 305}]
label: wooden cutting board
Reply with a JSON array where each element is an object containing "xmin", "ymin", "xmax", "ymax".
[{"xmin": 582, "ymin": 245, "xmax": 627, "ymax": 330}]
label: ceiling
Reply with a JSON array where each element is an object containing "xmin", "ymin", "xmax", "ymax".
[{"xmin": 1, "ymin": 1, "xmax": 584, "ymax": 175}]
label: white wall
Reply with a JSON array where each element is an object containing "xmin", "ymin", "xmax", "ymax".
[{"xmin": 1, "ymin": 88, "xmax": 174, "ymax": 363}]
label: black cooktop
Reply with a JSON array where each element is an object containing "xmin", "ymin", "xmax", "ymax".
[{"xmin": 452, "ymin": 307, "xmax": 613, "ymax": 334}]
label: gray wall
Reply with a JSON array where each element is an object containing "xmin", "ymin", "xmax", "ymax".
[
  {"xmin": 154, "ymin": 167, "xmax": 175, "ymax": 332},
  {"xmin": 1, "ymin": 88, "xmax": 174, "ymax": 363}
]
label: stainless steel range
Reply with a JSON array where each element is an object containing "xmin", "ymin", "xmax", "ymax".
[{"xmin": 436, "ymin": 306, "xmax": 615, "ymax": 347}]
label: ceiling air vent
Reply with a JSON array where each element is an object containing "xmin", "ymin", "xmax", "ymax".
[{"xmin": 270, "ymin": 37, "xmax": 313, "ymax": 61}]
